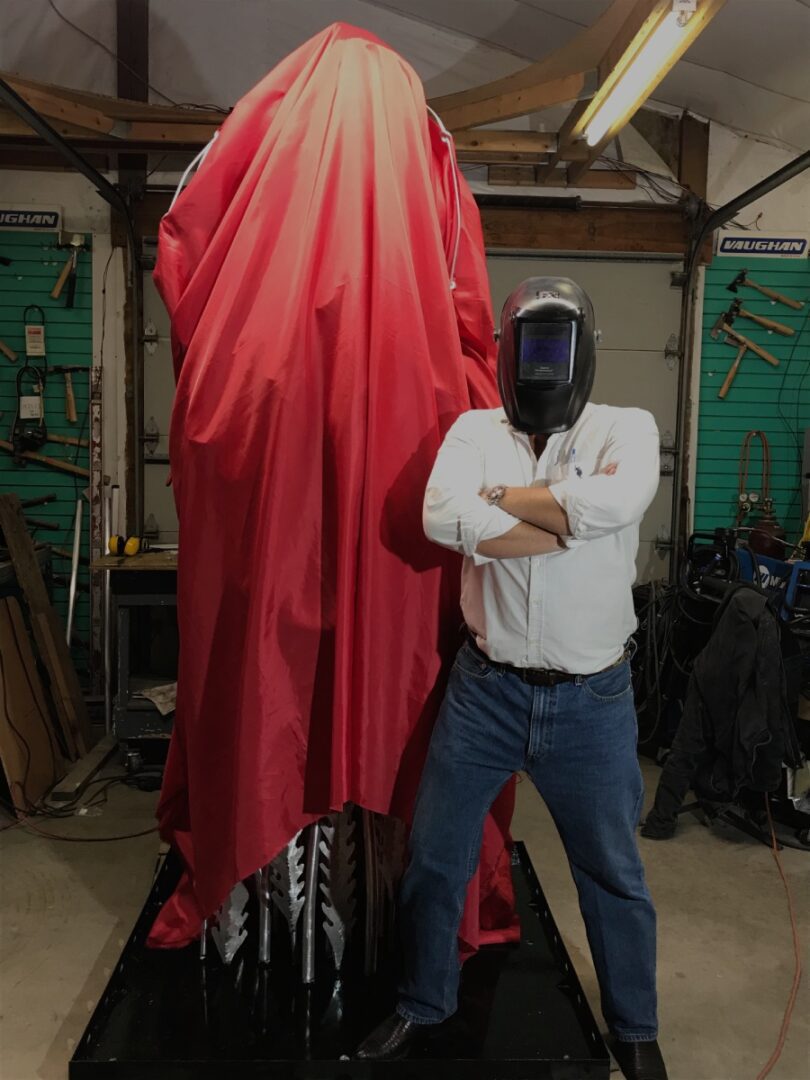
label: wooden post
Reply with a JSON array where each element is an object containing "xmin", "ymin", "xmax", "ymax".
[{"xmin": 0, "ymin": 494, "xmax": 91, "ymax": 758}]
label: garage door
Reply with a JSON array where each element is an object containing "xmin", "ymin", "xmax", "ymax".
[{"xmin": 487, "ymin": 256, "xmax": 683, "ymax": 582}]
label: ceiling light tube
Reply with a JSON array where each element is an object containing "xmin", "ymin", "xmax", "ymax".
[{"xmin": 584, "ymin": 9, "xmax": 689, "ymax": 147}]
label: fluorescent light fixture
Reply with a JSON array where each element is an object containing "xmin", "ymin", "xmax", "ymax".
[{"xmin": 584, "ymin": 10, "xmax": 688, "ymax": 147}]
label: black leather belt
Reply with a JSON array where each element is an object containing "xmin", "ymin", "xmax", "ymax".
[{"xmin": 466, "ymin": 633, "xmax": 627, "ymax": 688}]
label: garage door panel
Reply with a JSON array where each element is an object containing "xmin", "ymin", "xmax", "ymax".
[
  {"xmin": 592, "ymin": 350, "xmax": 677, "ymax": 432},
  {"xmin": 143, "ymin": 273, "xmax": 172, "ymax": 338},
  {"xmin": 487, "ymin": 257, "xmax": 682, "ymax": 353},
  {"xmin": 144, "ymin": 464, "xmax": 179, "ymax": 544}
]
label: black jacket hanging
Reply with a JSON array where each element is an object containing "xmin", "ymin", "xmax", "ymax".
[{"xmin": 643, "ymin": 584, "xmax": 802, "ymax": 839}]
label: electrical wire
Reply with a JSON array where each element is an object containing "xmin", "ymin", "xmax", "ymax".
[
  {"xmin": 8, "ymin": 810, "xmax": 158, "ymax": 843},
  {"xmin": 45, "ymin": 0, "xmax": 227, "ymax": 113},
  {"xmin": 774, "ymin": 307, "xmax": 810, "ymax": 526},
  {"xmin": 754, "ymin": 795, "xmax": 803, "ymax": 1080}
]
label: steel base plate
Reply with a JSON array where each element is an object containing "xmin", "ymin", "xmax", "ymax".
[{"xmin": 70, "ymin": 842, "xmax": 609, "ymax": 1078}]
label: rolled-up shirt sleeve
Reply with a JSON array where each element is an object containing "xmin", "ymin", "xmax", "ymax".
[
  {"xmin": 549, "ymin": 409, "xmax": 660, "ymax": 541},
  {"xmin": 423, "ymin": 415, "xmax": 520, "ymax": 565}
]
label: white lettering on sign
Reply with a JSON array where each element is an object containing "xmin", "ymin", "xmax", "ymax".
[
  {"xmin": 716, "ymin": 231, "xmax": 809, "ymax": 258},
  {"xmin": 0, "ymin": 209, "xmax": 60, "ymax": 229}
]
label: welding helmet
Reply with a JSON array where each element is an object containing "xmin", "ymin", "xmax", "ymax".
[{"xmin": 497, "ymin": 277, "xmax": 597, "ymax": 435}]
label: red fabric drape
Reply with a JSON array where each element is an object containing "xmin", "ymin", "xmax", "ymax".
[{"xmin": 148, "ymin": 22, "xmax": 518, "ymax": 954}]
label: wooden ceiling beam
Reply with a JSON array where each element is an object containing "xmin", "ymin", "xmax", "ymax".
[
  {"xmin": 480, "ymin": 202, "xmax": 694, "ymax": 255},
  {"xmin": 1, "ymin": 72, "xmax": 225, "ymax": 125},
  {"xmin": 429, "ymin": 0, "xmax": 639, "ymax": 130},
  {"xmin": 453, "ymin": 130, "xmax": 557, "ymax": 156},
  {"xmin": 3, "ymin": 81, "xmax": 115, "ymax": 136},
  {"xmin": 488, "ymin": 165, "xmax": 636, "ymax": 189}
]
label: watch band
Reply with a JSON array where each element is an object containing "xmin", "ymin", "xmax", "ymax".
[{"xmin": 485, "ymin": 484, "xmax": 507, "ymax": 506}]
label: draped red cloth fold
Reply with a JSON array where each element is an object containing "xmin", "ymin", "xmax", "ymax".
[{"xmin": 148, "ymin": 22, "xmax": 518, "ymax": 954}]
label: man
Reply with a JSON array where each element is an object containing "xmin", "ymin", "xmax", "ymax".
[{"xmin": 357, "ymin": 278, "xmax": 667, "ymax": 1080}]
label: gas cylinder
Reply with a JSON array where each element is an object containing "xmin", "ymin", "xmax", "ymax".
[{"xmin": 749, "ymin": 498, "xmax": 786, "ymax": 559}]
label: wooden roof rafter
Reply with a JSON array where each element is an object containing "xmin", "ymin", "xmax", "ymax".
[
  {"xmin": 0, "ymin": 1, "xmax": 724, "ymax": 185},
  {"xmin": 429, "ymin": 0, "xmax": 725, "ymax": 185}
]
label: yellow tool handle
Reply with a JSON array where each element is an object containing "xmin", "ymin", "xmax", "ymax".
[
  {"xmin": 739, "ymin": 308, "xmax": 794, "ymax": 336},
  {"xmin": 723, "ymin": 324, "xmax": 779, "ymax": 367},
  {"xmin": 747, "ymin": 279, "xmax": 804, "ymax": 310},
  {"xmin": 718, "ymin": 345, "xmax": 747, "ymax": 399},
  {"xmin": 0, "ymin": 338, "xmax": 18, "ymax": 362},
  {"xmin": 63, "ymin": 372, "xmax": 77, "ymax": 423},
  {"xmin": 51, "ymin": 256, "xmax": 73, "ymax": 300}
]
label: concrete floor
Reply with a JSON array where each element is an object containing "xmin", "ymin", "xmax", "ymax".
[{"xmin": 0, "ymin": 760, "xmax": 808, "ymax": 1080}]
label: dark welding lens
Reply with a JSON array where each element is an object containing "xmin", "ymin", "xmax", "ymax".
[{"xmin": 516, "ymin": 321, "xmax": 575, "ymax": 384}]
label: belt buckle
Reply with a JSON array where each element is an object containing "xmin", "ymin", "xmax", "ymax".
[{"xmin": 524, "ymin": 668, "xmax": 557, "ymax": 688}]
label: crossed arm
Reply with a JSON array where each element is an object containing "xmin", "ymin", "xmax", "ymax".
[{"xmin": 423, "ymin": 414, "xmax": 660, "ymax": 563}]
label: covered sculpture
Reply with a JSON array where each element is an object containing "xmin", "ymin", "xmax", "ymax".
[{"xmin": 149, "ymin": 22, "xmax": 517, "ymax": 956}]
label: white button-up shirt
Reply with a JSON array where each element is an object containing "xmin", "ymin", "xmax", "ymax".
[{"xmin": 423, "ymin": 403, "xmax": 660, "ymax": 674}]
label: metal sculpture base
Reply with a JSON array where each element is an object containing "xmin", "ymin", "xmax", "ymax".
[{"xmin": 70, "ymin": 844, "xmax": 609, "ymax": 1078}]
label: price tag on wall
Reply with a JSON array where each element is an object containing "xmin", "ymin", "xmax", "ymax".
[
  {"xmin": 19, "ymin": 395, "xmax": 43, "ymax": 420},
  {"xmin": 23, "ymin": 305, "xmax": 47, "ymax": 357},
  {"xmin": 24, "ymin": 324, "xmax": 46, "ymax": 356}
]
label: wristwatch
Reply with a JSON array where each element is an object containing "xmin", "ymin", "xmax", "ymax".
[{"xmin": 484, "ymin": 484, "xmax": 507, "ymax": 506}]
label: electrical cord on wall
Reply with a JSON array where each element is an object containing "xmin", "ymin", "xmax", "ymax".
[
  {"xmin": 755, "ymin": 795, "xmax": 803, "ymax": 1080},
  {"xmin": 774, "ymin": 306, "xmax": 810, "ymax": 526}
]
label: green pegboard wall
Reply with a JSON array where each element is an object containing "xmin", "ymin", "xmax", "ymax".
[
  {"xmin": 0, "ymin": 231, "xmax": 93, "ymax": 680},
  {"xmin": 695, "ymin": 254, "xmax": 810, "ymax": 541}
]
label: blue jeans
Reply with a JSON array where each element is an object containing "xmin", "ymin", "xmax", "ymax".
[{"xmin": 397, "ymin": 641, "xmax": 658, "ymax": 1043}]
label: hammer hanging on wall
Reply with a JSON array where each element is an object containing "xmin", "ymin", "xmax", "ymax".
[
  {"xmin": 718, "ymin": 341, "xmax": 748, "ymax": 399},
  {"xmin": 0, "ymin": 438, "xmax": 90, "ymax": 478},
  {"xmin": 0, "ymin": 338, "xmax": 17, "ymax": 362},
  {"xmin": 51, "ymin": 234, "xmax": 86, "ymax": 307},
  {"xmin": 726, "ymin": 268, "xmax": 805, "ymax": 311},
  {"xmin": 713, "ymin": 298, "xmax": 794, "ymax": 337},
  {"xmin": 710, "ymin": 318, "xmax": 779, "ymax": 367},
  {"xmin": 50, "ymin": 366, "xmax": 83, "ymax": 423}
]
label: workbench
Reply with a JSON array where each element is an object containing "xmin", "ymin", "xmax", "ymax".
[{"xmin": 93, "ymin": 551, "xmax": 178, "ymax": 768}]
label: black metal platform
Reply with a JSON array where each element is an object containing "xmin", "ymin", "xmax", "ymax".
[{"xmin": 71, "ymin": 842, "xmax": 609, "ymax": 1079}]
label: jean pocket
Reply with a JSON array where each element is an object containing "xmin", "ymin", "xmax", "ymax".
[
  {"xmin": 453, "ymin": 642, "xmax": 496, "ymax": 681},
  {"xmin": 582, "ymin": 660, "xmax": 633, "ymax": 702}
]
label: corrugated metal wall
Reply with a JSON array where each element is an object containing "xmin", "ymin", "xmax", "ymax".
[
  {"xmin": 0, "ymin": 231, "xmax": 92, "ymax": 679},
  {"xmin": 695, "ymin": 255, "xmax": 810, "ymax": 540}
]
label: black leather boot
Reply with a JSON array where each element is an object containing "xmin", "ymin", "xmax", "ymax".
[
  {"xmin": 355, "ymin": 1012, "xmax": 424, "ymax": 1060},
  {"xmin": 611, "ymin": 1038, "xmax": 669, "ymax": 1080}
]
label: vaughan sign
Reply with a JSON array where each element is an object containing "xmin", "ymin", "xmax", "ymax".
[
  {"xmin": 717, "ymin": 231, "xmax": 808, "ymax": 258},
  {"xmin": 0, "ymin": 208, "xmax": 61, "ymax": 230}
]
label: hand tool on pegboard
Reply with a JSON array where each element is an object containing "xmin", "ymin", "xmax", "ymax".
[
  {"xmin": 47, "ymin": 432, "xmax": 89, "ymax": 449},
  {"xmin": 0, "ymin": 438, "xmax": 89, "ymax": 478},
  {"xmin": 711, "ymin": 297, "xmax": 794, "ymax": 338},
  {"xmin": 51, "ymin": 233, "xmax": 86, "ymax": 308},
  {"xmin": 0, "ymin": 338, "xmax": 18, "ymax": 362},
  {"xmin": 712, "ymin": 320, "xmax": 779, "ymax": 368},
  {"xmin": 718, "ymin": 340, "xmax": 748, "ymax": 400},
  {"xmin": 726, "ymin": 268, "xmax": 805, "ymax": 311},
  {"xmin": 50, "ymin": 365, "xmax": 83, "ymax": 423}
]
